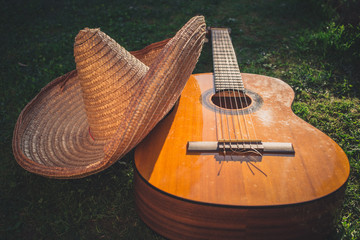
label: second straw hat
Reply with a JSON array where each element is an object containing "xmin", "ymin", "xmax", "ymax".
[{"xmin": 13, "ymin": 16, "xmax": 206, "ymax": 178}]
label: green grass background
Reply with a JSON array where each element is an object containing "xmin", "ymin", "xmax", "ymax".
[{"xmin": 1, "ymin": 0, "xmax": 359, "ymax": 239}]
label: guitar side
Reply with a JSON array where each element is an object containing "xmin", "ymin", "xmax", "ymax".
[{"xmin": 134, "ymin": 73, "xmax": 350, "ymax": 239}]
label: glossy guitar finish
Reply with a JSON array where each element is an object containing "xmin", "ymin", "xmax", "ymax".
[{"xmin": 134, "ymin": 73, "xmax": 350, "ymax": 239}]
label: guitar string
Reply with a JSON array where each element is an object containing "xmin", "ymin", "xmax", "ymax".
[
  {"xmin": 220, "ymin": 29, "xmax": 261, "ymax": 155},
  {"xmin": 221, "ymin": 29, "xmax": 249, "ymax": 152},
  {"xmin": 224, "ymin": 31, "xmax": 261, "ymax": 154},
  {"xmin": 211, "ymin": 30, "xmax": 226, "ymax": 154},
  {"xmin": 222, "ymin": 28, "xmax": 259, "ymax": 153},
  {"xmin": 227, "ymin": 31, "xmax": 251, "ymax": 152},
  {"xmin": 213, "ymin": 29, "xmax": 242, "ymax": 154},
  {"xmin": 219, "ymin": 30, "xmax": 241, "ymax": 152},
  {"xmin": 216, "ymin": 30, "xmax": 236, "ymax": 151},
  {"xmin": 217, "ymin": 30, "xmax": 233, "ymax": 154},
  {"xmin": 217, "ymin": 30, "xmax": 240, "ymax": 153},
  {"xmin": 221, "ymin": 31, "xmax": 246, "ymax": 152}
]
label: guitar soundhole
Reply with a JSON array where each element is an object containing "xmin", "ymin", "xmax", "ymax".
[{"xmin": 211, "ymin": 90, "xmax": 252, "ymax": 110}]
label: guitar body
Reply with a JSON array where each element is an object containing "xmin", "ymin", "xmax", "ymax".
[{"xmin": 134, "ymin": 73, "xmax": 350, "ymax": 240}]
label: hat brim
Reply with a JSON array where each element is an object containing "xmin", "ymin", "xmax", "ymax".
[{"xmin": 13, "ymin": 70, "xmax": 106, "ymax": 177}]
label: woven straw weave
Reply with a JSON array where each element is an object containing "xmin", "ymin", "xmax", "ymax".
[{"xmin": 12, "ymin": 16, "xmax": 206, "ymax": 178}]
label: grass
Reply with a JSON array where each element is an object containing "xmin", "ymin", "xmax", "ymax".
[{"xmin": 1, "ymin": 0, "xmax": 359, "ymax": 239}]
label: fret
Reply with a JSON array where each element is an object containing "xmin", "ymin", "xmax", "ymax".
[
  {"xmin": 213, "ymin": 66, "xmax": 240, "ymax": 70},
  {"xmin": 214, "ymin": 79, "xmax": 243, "ymax": 83},
  {"xmin": 211, "ymin": 28, "xmax": 244, "ymax": 92},
  {"xmin": 215, "ymin": 83, "xmax": 243, "ymax": 86},
  {"xmin": 217, "ymin": 86, "xmax": 245, "ymax": 90},
  {"xmin": 215, "ymin": 83, "xmax": 244, "ymax": 87},
  {"xmin": 215, "ymin": 77, "xmax": 242, "ymax": 80},
  {"xmin": 214, "ymin": 66, "xmax": 239, "ymax": 70},
  {"xmin": 213, "ymin": 62, "xmax": 239, "ymax": 65}
]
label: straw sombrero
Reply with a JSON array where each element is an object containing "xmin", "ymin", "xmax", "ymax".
[{"xmin": 13, "ymin": 16, "xmax": 206, "ymax": 178}]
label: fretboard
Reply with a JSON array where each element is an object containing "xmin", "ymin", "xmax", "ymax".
[{"xmin": 211, "ymin": 28, "xmax": 244, "ymax": 92}]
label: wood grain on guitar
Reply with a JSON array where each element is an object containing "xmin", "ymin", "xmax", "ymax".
[{"xmin": 134, "ymin": 28, "xmax": 350, "ymax": 240}]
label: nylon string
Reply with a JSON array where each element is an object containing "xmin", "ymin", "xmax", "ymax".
[{"xmin": 211, "ymin": 28, "xmax": 260, "ymax": 154}]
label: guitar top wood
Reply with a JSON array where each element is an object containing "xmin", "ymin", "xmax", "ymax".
[
  {"xmin": 134, "ymin": 28, "xmax": 350, "ymax": 239},
  {"xmin": 135, "ymin": 73, "xmax": 350, "ymax": 206}
]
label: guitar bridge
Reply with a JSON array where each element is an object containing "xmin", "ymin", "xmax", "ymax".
[{"xmin": 187, "ymin": 140, "xmax": 294, "ymax": 155}]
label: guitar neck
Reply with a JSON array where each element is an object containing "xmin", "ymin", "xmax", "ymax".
[{"xmin": 211, "ymin": 28, "xmax": 244, "ymax": 92}]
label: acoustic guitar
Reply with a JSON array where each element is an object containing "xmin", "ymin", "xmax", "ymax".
[{"xmin": 134, "ymin": 28, "xmax": 350, "ymax": 240}]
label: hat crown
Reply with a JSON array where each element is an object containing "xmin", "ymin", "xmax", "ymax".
[{"xmin": 74, "ymin": 28, "xmax": 149, "ymax": 140}]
